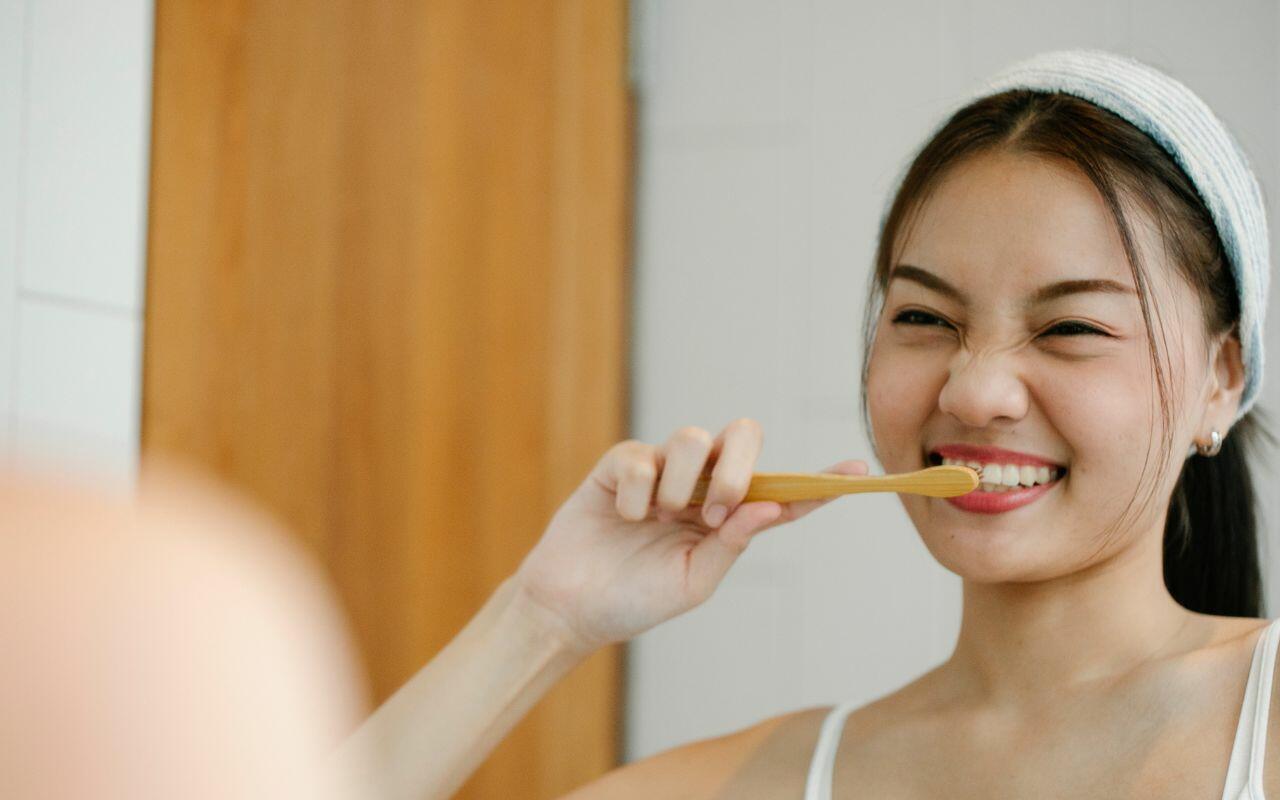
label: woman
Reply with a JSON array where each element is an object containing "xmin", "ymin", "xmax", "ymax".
[{"xmin": 345, "ymin": 50, "xmax": 1278, "ymax": 799}]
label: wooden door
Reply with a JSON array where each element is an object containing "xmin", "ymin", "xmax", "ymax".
[{"xmin": 142, "ymin": 2, "xmax": 630, "ymax": 797}]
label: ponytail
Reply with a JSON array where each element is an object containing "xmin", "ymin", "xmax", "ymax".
[{"xmin": 1164, "ymin": 407, "xmax": 1276, "ymax": 617}]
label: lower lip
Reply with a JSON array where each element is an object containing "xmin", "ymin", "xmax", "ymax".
[{"xmin": 943, "ymin": 474, "xmax": 1064, "ymax": 514}]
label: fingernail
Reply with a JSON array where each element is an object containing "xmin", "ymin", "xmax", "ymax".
[{"xmin": 704, "ymin": 504, "xmax": 727, "ymax": 527}]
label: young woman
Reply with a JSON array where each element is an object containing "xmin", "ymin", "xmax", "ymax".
[{"xmin": 345, "ymin": 50, "xmax": 1278, "ymax": 799}]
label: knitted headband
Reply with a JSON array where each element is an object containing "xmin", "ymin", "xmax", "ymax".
[{"xmin": 881, "ymin": 49, "xmax": 1270, "ymax": 424}]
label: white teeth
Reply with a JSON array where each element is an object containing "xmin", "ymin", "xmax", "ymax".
[
  {"xmin": 940, "ymin": 456, "xmax": 1063, "ymax": 490},
  {"xmin": 1000, "ymin": 464, "xmax": 1020, "ymax": 486}
]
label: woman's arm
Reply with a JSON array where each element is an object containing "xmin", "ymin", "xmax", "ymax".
[
  {"xmin": 338, "ymin": 575, "xmax": 593, "ymax": 800},
  {"xmin": 341, "ymin": 421, "xmax": 865, "ymax": 799}
]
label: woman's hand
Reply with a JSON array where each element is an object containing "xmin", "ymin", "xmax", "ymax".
[{"xmin": 510, "ymin": 418, "xmax": 867, "ymax": 656}]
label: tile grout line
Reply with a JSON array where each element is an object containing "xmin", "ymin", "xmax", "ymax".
[{"xmin": 18, "ymin": 287, "xmax": 141, "ymax": 319}]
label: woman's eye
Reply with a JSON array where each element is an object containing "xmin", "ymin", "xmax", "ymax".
[
  {"xmin": 891, "ymin": 309, "xmax": 951, "ymax": 328},
  {"xmin": 891, "ymin": 310, "xmax": 1108, "ymax": 339},
  {"xmin": 1044, "ymin": 320, "xmax": 1108, "ymax": 337}
]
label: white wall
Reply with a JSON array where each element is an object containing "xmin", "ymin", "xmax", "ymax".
[
  {"xmin": 0, "ymin": 0, "xmax": 153, "ymax": 482},
  {"xmin": 626, "ymin": 0, "xmax": 1280, "ymax": 762}
]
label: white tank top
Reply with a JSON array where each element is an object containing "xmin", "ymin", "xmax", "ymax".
[{"xmin": 803, "ymin": 618, "xmax": 1280, "ymax": 800}]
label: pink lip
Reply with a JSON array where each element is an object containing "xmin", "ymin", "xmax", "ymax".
[
  {"xmin": 944, "ymin": 479, "xmax": 1061, "ymax": 514},
  {"xmin": 931, "ymin": 443, "xmax": 1064, "ymax": 468}
]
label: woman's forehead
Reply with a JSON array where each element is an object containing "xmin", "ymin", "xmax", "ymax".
[{"xmin": 894, "ymin": 151, "xmax": 1159, "ymax": 295}]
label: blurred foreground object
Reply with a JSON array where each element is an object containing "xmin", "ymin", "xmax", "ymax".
[{"xmin": 0, "ymin": 458, "xmax": 377, "ymax": 800}]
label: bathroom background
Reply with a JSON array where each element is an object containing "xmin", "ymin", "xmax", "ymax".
[{"xmin": 2, "ymin": 1, "xmax": 1277, "ymax": 797}]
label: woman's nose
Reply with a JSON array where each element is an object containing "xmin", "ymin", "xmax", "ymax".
[{"xmin": 936, "ymin": 350, "xmax": 1030, "ymax": 428}]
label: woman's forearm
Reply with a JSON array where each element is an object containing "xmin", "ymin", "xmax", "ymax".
[{"xmin": 339, "ymin": 575, "xmax": 592, "ymax": 800}]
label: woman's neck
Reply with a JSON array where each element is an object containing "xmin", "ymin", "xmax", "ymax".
[{"xmin": 944, "ymin": 529, "xmax": 1195, "ymax": 706}]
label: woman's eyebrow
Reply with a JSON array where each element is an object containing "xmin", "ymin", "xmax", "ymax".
[{"xmin": 888, "ymin": 263, "xmax": 1136, "ymax": 306}]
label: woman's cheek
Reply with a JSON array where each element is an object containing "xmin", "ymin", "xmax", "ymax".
[
  {"xmin": 1029, "ymin": 350, "xmax": 1157, "ymax": 524},
  {"xmin": 1044, "ymin": 346, "xmax": 1156, "ymax": 434},
  {"xmin": 867, "ymin": 341, "xmax": 949, "ymax": 468}
]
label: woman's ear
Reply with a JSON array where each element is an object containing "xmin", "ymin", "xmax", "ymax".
[{"xmin": 1204, "ymin": 328, "xmax": 1246, "ymax": 429}]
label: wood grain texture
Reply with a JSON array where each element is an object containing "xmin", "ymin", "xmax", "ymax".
[{"xmin": 142, "ymin": 2, "xmax": 629, "ymax": 797}]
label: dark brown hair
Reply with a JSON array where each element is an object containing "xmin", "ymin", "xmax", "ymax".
[{"xmin": 859, "ymin": 89, "xmax": 1274, "ymax": 617}]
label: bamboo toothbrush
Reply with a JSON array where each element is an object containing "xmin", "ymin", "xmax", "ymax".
[{"xmin": 687, "ymin": 464, "xmax": 981, "ymax": 505}]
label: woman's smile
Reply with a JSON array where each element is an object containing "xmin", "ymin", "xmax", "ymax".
[{"xmin": 921, "ymin": 443, "xmax": 1068, "ymax": 513}]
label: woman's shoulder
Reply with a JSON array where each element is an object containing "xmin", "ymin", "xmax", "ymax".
[
  {"xmin": 1202, "ymin": 613, "xmax": 1274, "ymax": 645},
  {"xmin": 557, "ymin": 705, "xmax": 832, "ymax": 800},
  {"xmin": 1174, "ymin": 613, "xmax": 1274, "ymax": 667},
  {"xmin": 708, "ymin": 680, "xmax": 941, "ymax": 798},
  {"xmin": 558, "ymin": 676, "xmax": 945, "ymax": 800}
]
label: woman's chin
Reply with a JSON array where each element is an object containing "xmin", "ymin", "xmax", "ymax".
[{"xmin": 918, "ymin": 527, "xmax": 1059, "ymax": 583}]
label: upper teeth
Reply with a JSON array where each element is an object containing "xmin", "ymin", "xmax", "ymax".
[{"xmin": 941, "ymin": 457, "xmax": 1060, "ymax": 489}]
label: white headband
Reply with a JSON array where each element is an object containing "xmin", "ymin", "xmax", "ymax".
[{"xmin": 883, "ymin": 49, "xmax": 1270, "ymax": 424}]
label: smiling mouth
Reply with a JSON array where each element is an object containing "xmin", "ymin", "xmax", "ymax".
[{"xmin": 926, "ymin": 451, "xmax": 1067, "ymax": 493}]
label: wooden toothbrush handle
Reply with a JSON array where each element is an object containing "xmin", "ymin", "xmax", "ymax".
[
  {"xmin": 688, "ymin": 467, "xmax": 978, "ymax": 505},
  {"xmin": 686, "ymin": 473, "xmax": 839, "ymax": 505}
]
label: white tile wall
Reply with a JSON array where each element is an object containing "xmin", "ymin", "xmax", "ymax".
[
  {"xmin": 0, "ymin": 0, "xmax": 153, "ymax": 481},
  {"xmin": 0, "ymin": 0, "xmax": 25, "ymax": 451},
  {"xmin": 637, "ymin": 0, "xmax": 809, "ymax": 133},
  {"xmin": 13, "ymin": 297, "xmax": 142, "ymax": 478},
  {"xmin": 20, "ymin": 0, "xmax": 153, "ymax": 311},
  {"xmin": 628, "ymin": 0, "xmax": 1280, "ymax": 763}
]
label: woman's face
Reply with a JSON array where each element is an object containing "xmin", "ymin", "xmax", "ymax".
[{"xmin": 866, "ymin": 149, "xmax": 1227, "ymax": 583}]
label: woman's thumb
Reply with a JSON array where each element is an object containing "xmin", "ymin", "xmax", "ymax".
[{"xmin": 683, "ymin": 502, "xmax": 782, "ymax": 602}]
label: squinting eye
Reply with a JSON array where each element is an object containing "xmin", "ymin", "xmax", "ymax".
[
  {"xmin": 1045, "ymin": 321, "xmax": 1108, "ymax": 337},
  {"xmin": 891, "ymin": 310, "xmax": 1109, "ymax": 338},
  {"xmin": 891, "ymin": 309, "xmax": 952, "ymax": 328}
]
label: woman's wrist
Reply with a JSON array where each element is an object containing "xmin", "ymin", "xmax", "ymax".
[
  {"xmin": 497, "ymin": 574, "xmax": 598, "ymax": 663},
  {"xmin": 342, "ymin": 575, "xmax": 597, "ymax": 800}
]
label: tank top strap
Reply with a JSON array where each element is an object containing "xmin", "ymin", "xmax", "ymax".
[
  {"xmin": 1222, "ymin": 617, "xmax": 1280, "ymax": 800},
  {"xmin": 1244, "ymin": 618, "xmax": 1280, "ymax": 796},
  {"xmin": 804, "ymin": 699, "xmax": 863, "ymax": 800}
]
